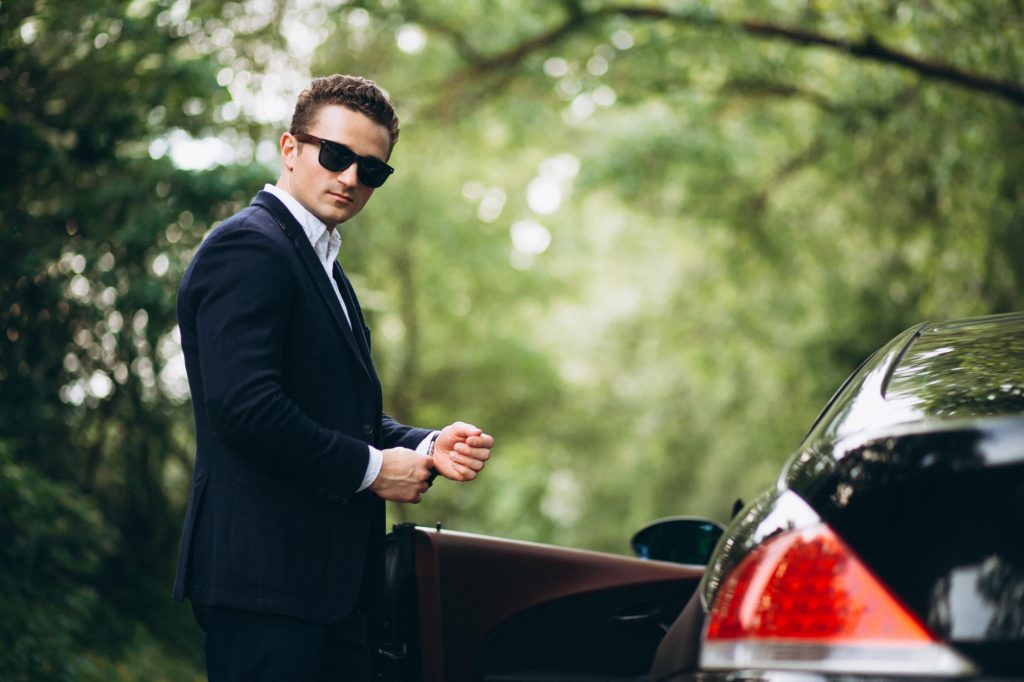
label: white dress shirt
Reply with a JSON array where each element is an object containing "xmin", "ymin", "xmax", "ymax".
[{"xmin": 263, "ymin": 184, "xmax": 436, "ymax": 491}]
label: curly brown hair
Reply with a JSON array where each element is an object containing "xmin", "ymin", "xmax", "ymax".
[{"xmin": 288, "ymin": 74, "xmax": 400, "ymax": 156}]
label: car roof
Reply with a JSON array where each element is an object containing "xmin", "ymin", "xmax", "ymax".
[
  {"xmin": 883, "ymin": 312, "xmax": 1024, "ymax": 415},
  {"xmin": 804, "ymin": 311, "xmax": 1024, "ymax": 449}
]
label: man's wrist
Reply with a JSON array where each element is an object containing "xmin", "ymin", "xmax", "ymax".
[
  {"xmin": 426, "ymin": 433, "xmax": 439, "ymax": 483},
  {"xmin": 358, "ymin": 446, "xmax": 383, "ymax": 492}
]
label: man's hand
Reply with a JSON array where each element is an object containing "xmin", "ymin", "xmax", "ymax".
[
  {"xmin": 369, "ymin": 447, "xmax": 433, "ymax": 503},
  {"xmin": 432, "ymin": 422, "xmax": 493, "ymax": 482}
]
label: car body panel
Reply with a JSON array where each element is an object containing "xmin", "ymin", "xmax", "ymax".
[
  {"xmin": 800, "ymin": 312, "xmax": 1024, "ymax": 458},
  {"xmin": 382, "ymin": 524, "xmax": 704, "ymax": 681},
  {"xmin": 691, "ymin": 312, "xmax": 1024, "ymax": 681}
]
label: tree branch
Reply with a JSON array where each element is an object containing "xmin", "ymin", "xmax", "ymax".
[
  {"xmin": 718, "ymin": 78, "xmax": 838, "ymax": 112},
  {"xmin": 734, "ymin": 17, "xmax": 1024, "ymax": 106},
  {"xmin": 396, "ymin": 3, "xmax": 482, "ymax": 62},
  {"xmin": 426, "ymin": 4, "xmax": 1024, "ymax": 108},
  {"xmin": 459, "ymin": 8, "xmax": 589, "ymax": 80}
]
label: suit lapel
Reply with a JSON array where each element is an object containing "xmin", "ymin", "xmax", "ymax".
[
  {"xmin": 332, "ymin": 265, "xmax": 376, "ymax": 372},
  {"xmin": 253, "ymin": 192, "xmax": 375, "ymax": 382}
]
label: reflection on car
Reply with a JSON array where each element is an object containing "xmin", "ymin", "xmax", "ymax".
[{"xmin": 380, "ymin": 311, "xmax": 1024, "ymax": 682}]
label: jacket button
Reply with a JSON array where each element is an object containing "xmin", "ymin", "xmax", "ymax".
[{"xmin": 361, "ymin": 423, "xmax": 373, "ymax": 436}]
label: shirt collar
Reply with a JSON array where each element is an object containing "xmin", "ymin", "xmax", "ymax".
[{"xmin": 263, "ymin": 183, "xmax": 341, "ymax": 266}]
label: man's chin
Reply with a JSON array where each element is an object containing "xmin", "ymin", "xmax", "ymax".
[{"xmin": 317, "ymin": 204, "xmax": 357, "ymax": 227}]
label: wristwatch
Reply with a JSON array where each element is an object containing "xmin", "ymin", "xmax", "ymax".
[{"xmin": 426, "ymin": 432, "xmax": 439, "ymax": 484}]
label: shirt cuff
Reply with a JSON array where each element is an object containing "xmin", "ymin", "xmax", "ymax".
[
  {"xmin": 357, "ymin": 432, "xmax": 440, "ymax": 492},
  {"xmin": 416, "ymin": 431, "xmax": 441, "ymax": 457},
  {"xmin": 357, "ymin": 446, "xmax": 383, "ymax": 492}
]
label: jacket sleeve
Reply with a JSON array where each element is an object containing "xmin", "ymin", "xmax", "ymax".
[
  {"xmin": 380, "ymin": 413, "xmax": 433, "ymax": 451},
  {"xmin": 180, "ymin": 222, "xmax": 371, "ymax": 499}
]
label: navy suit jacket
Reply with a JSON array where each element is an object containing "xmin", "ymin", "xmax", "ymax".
[{"xmin": 172, "ymin": 190, "xmax": 431, "ymax": 623}]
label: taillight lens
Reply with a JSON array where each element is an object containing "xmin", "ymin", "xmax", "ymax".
[{"xmin": 701, "ymin": 523, "xmax": 976, "ymax": 675}]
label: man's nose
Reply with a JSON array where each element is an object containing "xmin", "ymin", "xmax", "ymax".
[{"xmin": 336, "ymin": 161, "xmax": 361, "ymax": 186}]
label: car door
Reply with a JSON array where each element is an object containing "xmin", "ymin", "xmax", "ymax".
[{"xmin": 380, "ymin": 523, "xmax": 705, "ymax": 681}]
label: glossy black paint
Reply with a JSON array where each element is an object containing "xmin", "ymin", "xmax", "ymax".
[
  {"xmin": 694, "ymin": 311, "xmax": 1024, "ymax": 679},
  {"xmin": 797, "ymin": 428, "xmax": 1024, "ymax": 673},
  {"xmin": 799, "ymin": 313, "xmax": 1024, "ymax": 452}
]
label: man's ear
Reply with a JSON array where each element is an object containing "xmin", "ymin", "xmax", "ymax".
[{"xmin": 280, "ymin": 132, "xmax": 297, "ymax": 170}]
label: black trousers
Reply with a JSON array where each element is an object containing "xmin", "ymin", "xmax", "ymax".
[{"xmin": 192, "ymin": 602, "xmax": 370, "ymax": 682}]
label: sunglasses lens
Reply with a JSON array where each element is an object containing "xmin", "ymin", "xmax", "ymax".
[
  {"xmin": 358, "ymin": 163, "xmax": 391, "ymax": 188},
  {"xmin": 319, "ymin": 142, "xmax": 356, "ymax": 173},
  {"xmin": 313, "ymin": 137, "xmax": 393, "ymax": 188}
]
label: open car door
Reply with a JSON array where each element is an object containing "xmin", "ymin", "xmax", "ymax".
[{"xmin": 379, "ymin": 523, "xmax": 705, "ymax": 681}]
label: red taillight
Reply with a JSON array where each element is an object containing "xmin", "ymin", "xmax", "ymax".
[{"xmin": 701, "ymin": 523, "xmax": 975, "ymax": 675}]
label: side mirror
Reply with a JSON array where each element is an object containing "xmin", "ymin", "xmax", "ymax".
[{"xmin": 631, "ymin": 517, "xmax": 724, "ymax": 565}]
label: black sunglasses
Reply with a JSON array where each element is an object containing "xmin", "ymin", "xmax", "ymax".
[{"xmin": 292, "ymin": 132, "xmax": 394, "ymax": 188}]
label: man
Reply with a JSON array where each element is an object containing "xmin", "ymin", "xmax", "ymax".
[{"xmin": 172, "ymin": 74, "xmax": 493, "ymax": 681}]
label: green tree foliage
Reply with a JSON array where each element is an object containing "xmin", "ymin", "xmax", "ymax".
[
  {"xmin": 325, "ymin": 0, "xmax": 1024, "ymax": 545},
  {"xmin": 0, "ymin": 451, "xmax": 115, "ymax": 681},
  {"xmin": 2, "ymin": 0, "xmax": 1021, "ymax": 676},
  {"xmin": 1, "ymin": 0, "xmax": 273, "ymax": 676}
]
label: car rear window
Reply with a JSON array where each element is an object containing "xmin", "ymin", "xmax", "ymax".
[{"xmin": 884, "ymin": 314, "xmax": 1024, "ymax": 419}]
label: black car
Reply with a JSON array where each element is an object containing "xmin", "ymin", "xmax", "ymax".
[
  {"xmin": 653, "ymin": 310, "xmax": 1024, "ymax": 681},
  {"xmin": 380, "ymin": 311, "xmax": 1024, "ymax": 681}
]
